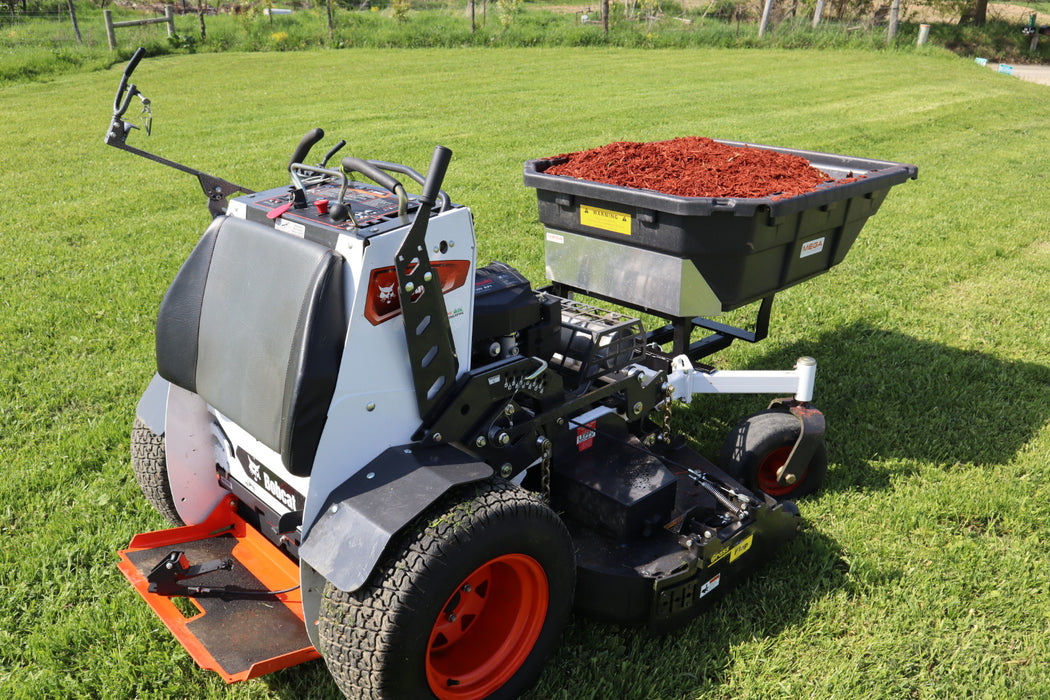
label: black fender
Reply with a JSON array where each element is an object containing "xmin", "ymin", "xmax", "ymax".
[
  {"xmin": 298, "ymin": 444, "xmax": 493, "ymax": 593},
  {"xmin": 135, "ymin": 373, "xmax": 170, "ymax": 436}
]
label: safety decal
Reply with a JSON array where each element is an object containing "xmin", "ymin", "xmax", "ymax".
[
  {"xmin": 699, "ymin": 573, "xmax": 721, "ymax": 599},
  {"xmin": 275, "ymin": 217, "xmax": 306, "ymax": 239},
  {"xmin": 580, "ymin": 205, "xmax": 631, "ymax": 235}
]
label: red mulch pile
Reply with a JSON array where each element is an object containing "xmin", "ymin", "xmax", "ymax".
[{"xmin": 543, "ymin": 136, "xmax": 838, "ymax": 199}]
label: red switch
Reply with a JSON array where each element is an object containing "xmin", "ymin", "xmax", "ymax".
[
  {"xmin": 266, "ymin": 201, "xmax": 294, "ymax": 220},
  {"xmin": 315, "ymin": 199, "xmax": 330, "ymax": 216}
]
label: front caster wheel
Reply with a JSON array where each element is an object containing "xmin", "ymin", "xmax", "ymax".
[
  {"xmin": 720, "ymin": 409, "xmax": 828, "ymax": 499},
  {"xmin": 318, "ymin": 477, "xmax": 575, "ymax": 700}
]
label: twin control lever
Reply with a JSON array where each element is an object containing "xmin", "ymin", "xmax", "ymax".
[{"xmin": 285, "ymin": 128, "xmax": 449, "ymax": 227}]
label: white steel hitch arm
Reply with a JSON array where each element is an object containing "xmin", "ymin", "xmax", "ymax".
[{"xmin": 661, "ymin": 355, "xmax": 817, "ymax": 404}]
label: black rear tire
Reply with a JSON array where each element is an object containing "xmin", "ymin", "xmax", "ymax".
[
  {"xmin": 318, "ymin": 477, "xmax": 575, "ymax": 700},
  {"xmin": 720, "ymin": 409, "xmax": 828, "ymax": 499},
  {"xmin": 130, "ymin": 418, "xmax": 183, "ymax": 526}
]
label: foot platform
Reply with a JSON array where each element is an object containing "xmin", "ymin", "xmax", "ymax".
[{"xmin": 117, "ymin": 495, "xmax": 319, "ymax": 682}]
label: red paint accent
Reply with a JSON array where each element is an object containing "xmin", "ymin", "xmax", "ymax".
[
  {"xmin": 576, "ymin": 421, "xmax": 597, "ymax": 452},
  {"xmin": 266, "ymin": 201, "xmax": 294, "ymax": 219},
  {"xmin": 756, "ymin": 446, "xmax": 805, "ymax": 497},
  {"xmin": 364, "ymin": 261, "xmax": 471, "ymax": 326}
]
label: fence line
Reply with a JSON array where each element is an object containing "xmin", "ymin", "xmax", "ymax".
[{"xmin": 103, "ymin": 6, "xmax": 175, "ymax": 50}]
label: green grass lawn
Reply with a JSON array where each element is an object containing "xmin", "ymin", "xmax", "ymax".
[{"xmin": 1, "ymin": 47, "xmax": 1049, "ymax": 698}]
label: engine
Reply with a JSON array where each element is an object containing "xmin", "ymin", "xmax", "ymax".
[{"xmin": 470, "ymin": 262, "xmax": 646, "ymax": 391}]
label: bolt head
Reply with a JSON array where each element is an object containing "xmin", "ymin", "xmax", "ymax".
[{"xmin": 500, "ymin": 463, "xmax": 513, "ymax": 478}]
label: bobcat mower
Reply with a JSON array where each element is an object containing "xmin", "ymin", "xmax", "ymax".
[{"xmin": 108, "ymin": 50, "xmax": 916, "ymax": 699}]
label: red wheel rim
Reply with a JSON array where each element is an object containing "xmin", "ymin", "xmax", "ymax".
[
  {"xmin": 756, "ymin": 446, "xmax": 806, "ymax": 497},
  {"xmin": 426, "ymin": 553, "xmax": 549, "ymax": 700}
]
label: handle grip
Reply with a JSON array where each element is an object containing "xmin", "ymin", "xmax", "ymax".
[
  {"xmin": 113, "ymin": 47, "xmax": 147, "ymax": 116},
  {"xmin": 419, "ymin": 146, "xmax": 452, "ymax": 207},
  {"xmin": 320, "ymin": 139, "xmax": 347, "ymax": 167},
  {"xmin": 288, "ymin": 128, "xmax": 325, "ymax": 172},
  {"xmin": 341, "ymin": 156, "xmax": 403, "ymax": 194}
]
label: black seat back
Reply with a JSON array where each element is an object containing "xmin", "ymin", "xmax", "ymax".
[{"xmin": 156, "ymin": 216, "xmax": 347, "ymax": 477}]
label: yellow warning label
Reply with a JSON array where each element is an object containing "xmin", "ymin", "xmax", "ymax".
[{"xmin": 580, "ymin": 205, "xmax": 631, "ymax": 235}]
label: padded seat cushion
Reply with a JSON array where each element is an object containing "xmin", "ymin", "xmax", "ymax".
[{"xmin": 156, "ymin": 216, "xmax": 346, "ymax": 477}]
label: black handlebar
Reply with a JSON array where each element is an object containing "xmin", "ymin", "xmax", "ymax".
[
  {"xmin": 288, "ymin": 128, "xmax": 325, "ymax": 172},
  {"xmin": 420, "ymin": 146, "xmax": 452, "ymax": 208},
  {"xmin": 113, "ymin": 47, "xmax": 147, "ymax": 117},
  {"xmin": 341, "ymin": 156, "xmax": 404, "ymax": 195}
]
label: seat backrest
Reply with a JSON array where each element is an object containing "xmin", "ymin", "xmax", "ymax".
[{"xmin": 155, "ymin": 216, "xmax": 347, "ymax": 477}]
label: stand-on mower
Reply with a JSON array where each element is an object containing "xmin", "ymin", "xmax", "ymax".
[{"xmin": 108, "ymin": 49, "xmax": 916, "ymax": 699}]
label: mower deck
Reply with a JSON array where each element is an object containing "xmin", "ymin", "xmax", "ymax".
[
  {"xmin": 551, "ymin": 436, "xmax": 801, "ymax": 633},
  {"xmin": 117, "ymin": 495, "xmax": 318, "ymax": 682}
]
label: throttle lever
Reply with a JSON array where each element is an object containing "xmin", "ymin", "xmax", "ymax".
[{"xmin": 320, "ymin": 140, "xmax": 346, "ymax": 167}]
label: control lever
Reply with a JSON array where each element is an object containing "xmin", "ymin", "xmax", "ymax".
[
  {"xmin": 146, "ymin": 551, "xmax": 232, "ymax": 596},
  {"xmin": 288, "ymin": 128, "xmax": 325, "ymax": 172},
  {"xmin": 320, "ymin": 140, "xmax": 346, "ymax": 167}
]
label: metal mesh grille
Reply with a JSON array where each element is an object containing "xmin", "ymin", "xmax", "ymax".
[{"xmin": 551, "ymin": 298, "xmax": 644, "ymax": 385}]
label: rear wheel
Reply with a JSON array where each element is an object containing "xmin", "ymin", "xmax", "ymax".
[
  {"xmin": 318, "ymin": 477, "xmax": 575, "ymax": 700},
  {"xmin": 130, "ymin": 418, "xmax": 183, "ymax": 526},
  {"xmin": 720, "ymin": 409, "xmax": 827, "ymax": 499}
]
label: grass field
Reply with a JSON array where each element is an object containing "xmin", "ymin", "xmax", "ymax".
[{"xmin": 1, "ymin": 47, "xmax": 1049, "ymax": 698}]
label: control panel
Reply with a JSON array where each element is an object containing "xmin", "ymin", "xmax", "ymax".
[{"xmin": 229, "ymin": 181, "xmax": 428, "ymax": 248}]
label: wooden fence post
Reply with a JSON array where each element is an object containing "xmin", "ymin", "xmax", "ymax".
[
  {"xmin": 812, "ymin": 0, "xmax": 825, "ymax": 28},
  {"xmin": 104, "ymin": 9, "xmax": 117, "ymax": 51},
  {"xmin": 758, "ymin": 0, "xmax": 773, "ymax": 37}
]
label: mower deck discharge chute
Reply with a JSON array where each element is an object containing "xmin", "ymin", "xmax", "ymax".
[{"xmin": 110, "ymin": 49, "xmax": 916, "ymax": 699}]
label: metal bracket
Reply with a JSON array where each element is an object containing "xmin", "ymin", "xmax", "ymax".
[
  {"xmin": 146, "ymin": 550, "xmax": 233, "ymax": 597},
  {"xmin": 767, "ymin": 399, "xmax": 826, "ymax": 488}
]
